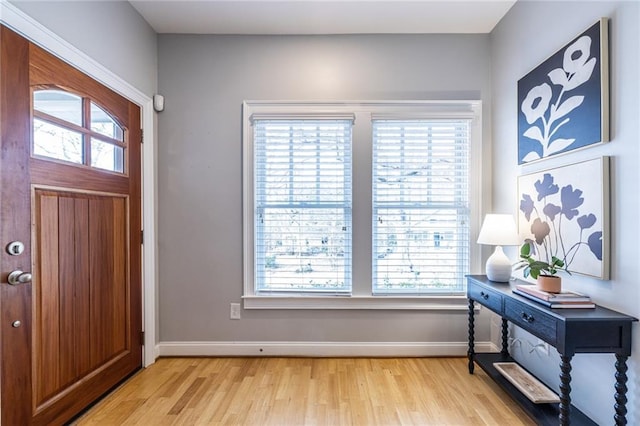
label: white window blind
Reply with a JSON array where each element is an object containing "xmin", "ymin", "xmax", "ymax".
[
  {"xmin": 253, "ymin": 119, "xmax": 352, "ymax": 293},
  {"xmin": 372, "ymin": 119, "xmax": 470, "ymax": 294}
]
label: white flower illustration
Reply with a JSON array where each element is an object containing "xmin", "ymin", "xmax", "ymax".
[
  {"xmin": 521, "ymin": 35, "xmax": 596, "ymax": 163},
  {"xmin": 521, "ymin": 83, "xmax": 552, "ymax": 125}
]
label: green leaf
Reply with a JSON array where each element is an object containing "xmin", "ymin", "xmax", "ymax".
[
  {"xmin": 530, "ymin": 261, "xmax": 549, "ymax": 270},
  {"xmin": 520, "ymin": 243, "xmax": 531, "ymax": 257}
]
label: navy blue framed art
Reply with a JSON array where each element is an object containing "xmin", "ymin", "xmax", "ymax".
[{"xmin": 517, "ymin": 18, "xmax": 609, "ymax": 164}]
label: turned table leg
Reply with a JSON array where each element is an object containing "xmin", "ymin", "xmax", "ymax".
[
  {"xmin": 468, "ymin": 298, "xmax": 475, "ymax": 374},
  {"xmin": 559, "ymin": 355, "xmax": 573, "ymax": 426},
  {"xmin": 614, "ymin": 354, "xmax": 629, "ymax": 425},
  {"xmin": 501, "ymin": 318, "xmax": 509, "ymax": 357}
]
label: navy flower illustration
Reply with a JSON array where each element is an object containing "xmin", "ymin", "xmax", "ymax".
[
  {"xmin": 587, "ymin": 231, "xmax": 603, "ymax": 260},
  {"xmin": 534, "ymin": 173, "xmax": 559, "ymax": 201},
  {"xmin": 543, "ymin": 203, "xmax": 561, "ymax": 222},
  {"xmin": 520, "ymin": 194, "xmax": 534, "ymax": 221},
  {"xmin": 577, "ymin": 214, "xmax": 596, "ymax": 229},
  {"xmin": 520, "ymin": 170, "xmax": 602, "ymax": 275},
  {"xmin": 560, "ymin": 185, "xmax": 584, "ymax": 220}
]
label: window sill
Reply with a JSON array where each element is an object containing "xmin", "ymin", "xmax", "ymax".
[{"xmin": 242, "ymin": 294, "xmax": 471, "ymax": 310}]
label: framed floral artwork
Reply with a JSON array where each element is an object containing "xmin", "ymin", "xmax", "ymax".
[
  {"xmin": 517, "ymin": 18, "xmax": 609, "ymax": 164},
  {"xmin": 517, "ymin": 157, "xmax": 609, "ymax": 280}
]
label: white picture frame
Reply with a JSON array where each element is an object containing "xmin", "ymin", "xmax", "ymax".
[{"xmin": 517, "ymin": 157, "xmax": 609, "ymax": 280}]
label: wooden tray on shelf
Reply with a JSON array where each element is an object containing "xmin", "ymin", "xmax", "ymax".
[{"xmin": 493, "ymin": 362, "xmax": 560, "ymax": 404}]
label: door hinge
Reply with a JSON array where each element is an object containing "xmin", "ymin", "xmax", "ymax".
[
  {"xmin": 141, "ymin": 230, "xmax": 144, "ymax": 244},
  {"xmin": 140, "ymin": 331, "xmax": 145, "ymax": 345},
  {"xmin": 140, "ymin": 129, "xmax": 144, "ymax": 144}
]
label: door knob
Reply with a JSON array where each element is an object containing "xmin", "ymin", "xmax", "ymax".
[{"xmin": 7, "ymin": 270, "xmax": 32, "ymax": 285}]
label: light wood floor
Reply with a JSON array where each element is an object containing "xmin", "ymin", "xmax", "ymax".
[{"xmin": 75, "ymin": 357, "xmax": 536, "ymax": 425}]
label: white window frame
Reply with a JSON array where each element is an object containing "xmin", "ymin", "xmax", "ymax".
[{"xmin": 243, "ymin": 101, "xmax": 483, "ymax": 310}]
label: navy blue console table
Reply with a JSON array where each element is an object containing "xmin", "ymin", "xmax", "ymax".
[{"xmin": 467, "ymin": 275, "xmax": 637, "ymax": 426}]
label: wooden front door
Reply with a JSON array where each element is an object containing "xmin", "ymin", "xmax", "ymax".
[{"xmin": 0, "ymin": 26, "xmax": 143, "ymax": 425}]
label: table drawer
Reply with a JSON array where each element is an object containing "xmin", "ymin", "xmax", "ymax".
[
  {"xmin": 468, "ymin": 284, "xmax": 502, "ymax": 313},
  {"xmin": 505, "ymin": 298, "xmax": 558, "ymax": 345}
]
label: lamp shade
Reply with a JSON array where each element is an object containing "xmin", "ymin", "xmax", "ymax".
[
  {"xmin": 477, "ymin": 214, "xmax": 520, "ymax": 246},
  {"xmin": 477, "ymin": 214, "xmax": 520, "ymax": 282}
]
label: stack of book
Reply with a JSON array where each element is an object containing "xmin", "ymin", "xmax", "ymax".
[{"xmin": 513, "ymin": 284, "xmax": 595, "ymax": 309}]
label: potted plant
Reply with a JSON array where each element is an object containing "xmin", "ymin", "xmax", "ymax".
[{"xmin": 516, "ymin": 241, "xmax": 571, "ymax": 293}]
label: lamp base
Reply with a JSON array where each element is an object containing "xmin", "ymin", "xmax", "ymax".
[{"xmin": 485, "ymin": 246, "xmax": 512, "ymax": 282}]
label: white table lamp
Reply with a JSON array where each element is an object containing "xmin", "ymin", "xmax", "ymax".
[{"xmin": 477, "ymin": 214, "xmax": 520, "ymax": 282}]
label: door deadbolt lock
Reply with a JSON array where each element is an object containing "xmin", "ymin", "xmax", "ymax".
[
  {"xmin": 7, "ymin": 270, "xmax": 32, "ymax": 285},
  {"xmin": 6, "ymin": 241, "xmax": 25, "ymax": 256}
]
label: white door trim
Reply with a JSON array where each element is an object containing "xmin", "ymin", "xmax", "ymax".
[{"xmin": 0, "ymin": 2, "xmax": 158, "ymax": 366}]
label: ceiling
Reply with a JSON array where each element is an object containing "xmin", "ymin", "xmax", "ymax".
[{"xmin": 129, "ymin": 0, "xmax": 517, "ymax": 35}]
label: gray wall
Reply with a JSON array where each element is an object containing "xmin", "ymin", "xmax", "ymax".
[
  {"xmin": 157, "ymin": 34, "xmax": 493, "ymax": 343},
  {"xmin": 10, "ymin": 0, "xmax": 157, "ymax": 97},
  {"xmin": 491, "ymin": 1, "xmax": 640, "ymax": 424}
]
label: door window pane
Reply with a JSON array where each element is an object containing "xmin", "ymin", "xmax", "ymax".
[
  {"xmin": 34, "ymin": 90, "xmax": 82, "ymax": 126},
  {"xmin": 33, "ymin": 118, "xmax": 83, "ymax": 164},
  {"xmin": 91, "ymin": 138, "xmax": 124, "ymax": 173},
  {"xmin": 32, "ymin": 90, "xmax": 126, "ymax": 173},
  {"xmin": 91, "ymin": 102, "xmax": 124, "ymax": 141}
]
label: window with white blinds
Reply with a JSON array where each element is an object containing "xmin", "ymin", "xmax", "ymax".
[
  {"xmin": 243, "ymin": 101, "xmax": 481, "ymax": 308},
  {"xmin": 253, "ymin": 119, "xmax": 352, "ymax": 293},
  {"xmin": 372, "ymin": 120, "xmax": 470, "ymax": 293}
]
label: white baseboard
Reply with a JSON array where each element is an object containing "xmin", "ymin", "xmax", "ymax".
[{"xmin": 158, "ymin": 341, "xmax": 497, "ymax": 357}]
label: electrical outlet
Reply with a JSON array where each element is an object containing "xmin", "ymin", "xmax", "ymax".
[
  {"xmin": 536, "ymin": 339, "xmax": 549, "ymax": 355},
  {"xmin": 230, "ymin": 302, "xmax": 241, "ymax": 320}
]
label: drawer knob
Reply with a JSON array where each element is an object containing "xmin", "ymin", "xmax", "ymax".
[
  {"xmin": 480, "ymin": 291, "xmax": 490, "ymax": 300},
  {"xmin": 521, "ymin": 312, "xmax": 535, "ymax": 323}
]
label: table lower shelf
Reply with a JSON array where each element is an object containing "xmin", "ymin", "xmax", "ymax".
[{"xmin": 472, "ymin": 352, "xmax": 596, "ymax": 426}]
